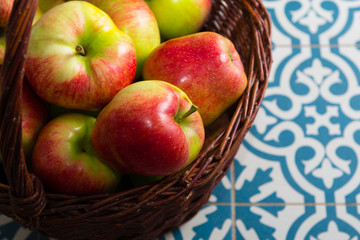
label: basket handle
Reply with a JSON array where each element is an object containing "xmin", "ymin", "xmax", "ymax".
[{"xmin": 0, "ymin": 0, "xmax": 46, "ymax": 230}]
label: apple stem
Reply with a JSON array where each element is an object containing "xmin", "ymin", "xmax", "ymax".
[
  {"xmin": 76, "ymin": 44, "xmax": 86, "ymax": 56},
  {"xmin": 175, "ymin": 105, "xmax": 198, "ymax": 123}
]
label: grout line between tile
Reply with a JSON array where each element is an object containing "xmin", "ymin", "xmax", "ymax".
[{"xmin": 231, "ymin": 162, "xmax": 236, "ymax": 240}]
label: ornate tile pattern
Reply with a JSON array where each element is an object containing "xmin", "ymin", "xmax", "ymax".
[{"xmin": 1, "ymin": 0, "xmax": 360, "ymax": 239}]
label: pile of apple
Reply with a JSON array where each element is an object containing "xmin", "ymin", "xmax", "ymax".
[{"xmin": 0, "ymin": 0, "xmax": 248, "ymax": 196}]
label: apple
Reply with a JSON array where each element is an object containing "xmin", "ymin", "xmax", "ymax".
[
  {"xmin": 21, "ymin": 79, "xmax": 49, "ymax": 158},
  {"xmin": 0, "ymin": 0, "xmax": 14, "ymax": 28},
  {"xmin": 145, "ymin": 0, "xmax": 211, "ymax": 40},
  {"xmin": 91, "ymin": 80, "xmax": 205, "ymax": 176},
  {"xmin": 143, "ymin": 32, "xmax": 248, "ymax": 126},
  {"xmin": 32, "ymin": 113, "xmax": 121, "ymax": 196},
  {"xmin": 38, "ymin": 0, "xmax": 65, "ymax": 13},
  {"xmin": 0, "ymin": 33, "xmax": 4, "ymax": 65},
  {"xmin": 87, "ymin": 0, "xmax": 160, "ymax": 78},
  {"xmin": 25, "ymin": 1, "xmax": 136, "ymax": 111},
  {"xmin": 33, "ymin": 6, "xmax": 44, "ymax": 25},
  {"xmin": 0, "ymin": 66, "xmax": 49, "ymax": 160}
]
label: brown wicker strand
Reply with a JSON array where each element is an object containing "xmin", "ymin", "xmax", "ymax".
[
  {"xmin": 1, "ymin": 0, "xmax": 30, "ymax": 195},
  {"xmin": 0, "ymin": 0, "xmax": 46, "ymax": 230},
  {"xmin": 214, "ymin": 19, "xmax": 260, "ymax": 159}
]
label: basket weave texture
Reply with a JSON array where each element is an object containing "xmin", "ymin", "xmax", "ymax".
[{"xmin": 0, "ymin": 0, "xmax": 272, "ymax": 239}]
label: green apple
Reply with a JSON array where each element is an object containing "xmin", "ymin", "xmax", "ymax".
[
  {"xmin": 25, "ymin": 1, "xmax": 136, "ymax": 111},
  {"xmin": 145, "ymin": 0, "xmax": 212, "ymax": 40},
  {"xmin": 91, "ymin": 80, "xmax": 205, "ymax": 176},
  {"xmin": 87, "ymin": 0, "xmax": 160, "ymax": 78},
  {"xmin": 33, "ymin": 6, "xmax": 44, "ymax": 24},
  {"xmin": 32, "ymin": 113, "xmax": 121, "ymax": 196}
]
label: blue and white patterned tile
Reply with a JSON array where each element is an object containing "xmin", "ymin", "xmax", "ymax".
[
  {"xmin": 236, "ymin": 43, "xmax": 360, "ymax": 204},
  {"xmin": 209, "ymin": 167, "xmax": 232, "ymax": 203},
  {"xmin": 320, "ymin": 1, "xmax": 360, "ymax": 46},
  {"xmin": 160, "ymin": 205, "xmax": 232, "ymax": 240},
  {"xmin": 235, "ymin": 144, "xmax": 305, "ymax": 204},
  {"xmin": 264, "ymin": 0, "xmax": 360, "ymax": 47},
  {"xmin": 236, "ymin": 205, "xmax": 360, "ymax": 240},
  {"xmin": 264, "ymin": 0, "xmax": 313, "ymax": 46},
  {"xmin": 0, "ymin": 215, "xmax": 39, "ymax": 240}
]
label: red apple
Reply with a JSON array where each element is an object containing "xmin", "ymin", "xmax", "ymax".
[
  {"xmin": 0, "ymin": 0, "xmax": 14, "ymax": 28},
  {"xmin": 21, "ymin": 79, "xmax": 49, "ymax": 158},
  {"xmin": 143, "ymin": 32, "xmax": 248, "ymax": 126},
  {"xmin": 0, "ymin": 64, "xmax": 48, "ymax": 158},
  {"xmin": 87, "ymin": 0, "xmax": 161, "ymax": 78},
  {"xmin": 32, "ymin": 113, "xmax": 121, "ymax": 196},
  {"xmin": 91, "ymin": 80, "xmax": 205, "ymax": 176},
  {"xmin": 25, "ymin": 1, "xmax": 136, "ymax": 111}
]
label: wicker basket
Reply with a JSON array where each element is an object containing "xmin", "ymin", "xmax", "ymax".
[{"xmin": 0, "ymin": 0, "xmax": 272, "ymax": 239}]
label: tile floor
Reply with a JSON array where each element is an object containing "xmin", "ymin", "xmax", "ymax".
[
  {"xmin": 1, "ymin": 0, "xmax": 360, "ymax": 239},
  {"xmin": 164, "ymin": 0, "xmax": 360, "ymax": 239}
]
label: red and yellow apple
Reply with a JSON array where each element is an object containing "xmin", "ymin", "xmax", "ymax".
[
  {"xmin": 87, "ymin": 0, "xmax": 161, "ymax": 78},
  {"xmin": 25, "ymin": 1, "xmax": 136, "ymax": 111},
  {"xmin": 21, "ymin": 79, "xmax": 49, "ymax": 158},
  {"xmin": 0, "ymin": 0, "xmax": 14, "ymax": 28},
  {"xmin": 32, "ymin": 113, "xmax": 121, "ymax": 196},
  {"xmin": 145, "ymin": 0, "xmax": 211, "ymax": 40},
  {"xmin": 143, "ymin": 32, "xmax": 248, "ymax": 126},
  {"xmin": 0, "ymin": 65, "xmax": 49, "ymax": 159},
  {"xmin": 91, "ymin": 80, "xmax": 205, "ymax": 176}
]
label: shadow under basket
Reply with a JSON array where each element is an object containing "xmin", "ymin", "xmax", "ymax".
[{"xmin": 0, "ymin": 0, "xmax": 272, "ymax": 239}]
